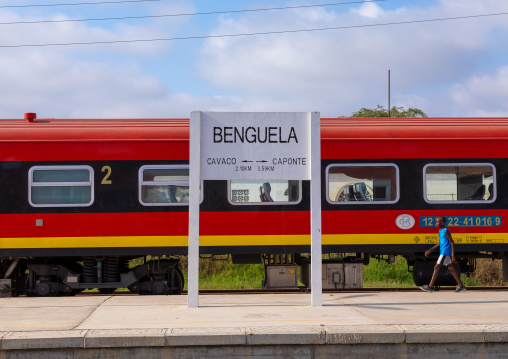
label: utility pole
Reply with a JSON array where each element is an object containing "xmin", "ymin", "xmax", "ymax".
[{"xmin": 388, "ymin": 69, "xmax": 391, "ymax": 117}]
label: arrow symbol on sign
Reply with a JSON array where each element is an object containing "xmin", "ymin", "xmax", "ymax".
[
  {"xmin": 256, "ymin": 160, "xmax": 268, "ymax": 163},
  {"xmin": 241, "ymin": 160, "xmax": 253, "ymax": 163}
]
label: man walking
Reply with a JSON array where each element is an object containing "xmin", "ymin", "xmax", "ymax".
[{"xmin": 420, "ymin": 216, "xmax": 466, "ymax": 292}]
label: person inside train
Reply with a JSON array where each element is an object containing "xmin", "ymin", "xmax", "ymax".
[
  {"xmin": 487, "ymin": 183, "xmax": 494, "ymax": 200},
  {"xmin": 168, "ymin": 186, "xmax": 178, "ymax": 202},
  {"xmin": 353, "ymin": 182, "xmax": 369, "ymax": 201},
  {"xmin": 145, "ymin": 186, "xmax": 170, "ymax": 203},
  {"xmin": 466, "ymin": 185, "xmax": 485, "ymax": 200},
  {"xmin": 260, "ymin": 182, "xmax": 274, "ymax": 202}
]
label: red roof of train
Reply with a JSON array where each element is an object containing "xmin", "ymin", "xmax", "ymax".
[
  {"xmin": 1, "ymin": 117, "xmax": 508, "ymax": 141},
  {"xmin": 0, "ymin": 118, "xmax": 190, "ymax": 142},
  {"xmin": 321, "ymin": 118, "xmax": 508, "ymax": 140}
]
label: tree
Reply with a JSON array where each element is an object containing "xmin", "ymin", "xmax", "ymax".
[{"xmin": 341, "ymin": 105, "xmax": 428, "ymax": 118}]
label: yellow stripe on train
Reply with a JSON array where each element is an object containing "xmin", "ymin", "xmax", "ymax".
[
  {"xmin": 0, "ymin": 235, "xmax": 308, "ymax": 248},
  {"xmin": 322, "ymin": 233, "xmax": 507, "ymax": 245},
  {"xmin": 0, "ymin": 236, "xmax": 189, "ymax": 249},
  {"xmin": 1, "ymin": 233, "xmax": 506, "ymax": 249}
]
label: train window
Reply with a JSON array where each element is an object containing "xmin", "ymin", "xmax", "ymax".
[
  {"xmin": 326, "ymin": 164, "xmax": 399, "ymax": 204},
  {"xmin": 424, "ymin": 163, "xmax": 496, "ymax": 203},
  {"xmin": 29, "ymin": 166, "xmax": 94, "ymax": 207},
  {"xmin": 139, "ymin": 165, "xmax": 198, "ymax": 206},
  {"xmin": 228, "ymin": 180, "xmax": 301, "ymax": 205}
]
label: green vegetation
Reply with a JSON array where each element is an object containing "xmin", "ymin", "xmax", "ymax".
[
  {"xmin": 362, "ymin": 256, "xmax": 413, "ymax": 287},
  {"xmin": 341, "ymin": 105, "xmax": 428, "ymax": 118},
  {"xmin": 473, "ymin": 258, "xmax": 507, "ymax": 286},
  {"xmin": 179, "ymin": 256, "xmax": 265, "ymax": 290}
]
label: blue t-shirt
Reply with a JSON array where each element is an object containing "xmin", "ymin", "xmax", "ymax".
[{"xmin": 439, "ymin": 228, "xmax": 452, "ymax": 256}]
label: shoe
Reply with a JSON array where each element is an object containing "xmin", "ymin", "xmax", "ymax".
[
  {"xmin": 420, "ymin": 284, "xmax": 434, "ymax": 292},
  {"xmin": 454, "ymin": 286, "xmax": 466, "ymax": 292}
]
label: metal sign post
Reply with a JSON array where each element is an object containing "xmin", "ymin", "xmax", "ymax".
[
  {"xmin": 188, "ymin": 112, "xmax": 322, "ymax": 307},
  {"xmin": 310, "ymin": 112, "xmax": 322, "ymax": 306},
  {"xmin": 188, "ymin": 111, "xmax": 201, "ymax": 308}
]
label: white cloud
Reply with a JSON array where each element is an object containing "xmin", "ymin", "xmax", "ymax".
[
  {"xmin": 0, "ymin": 1, "xmax": 197, "ymax": 118},
  {"xmin": 447, "ymin": 66, "xmax": 508, "ymax": 117},
  {"xmin": 352, "ymin": 3, "xmax": 384, "ymax": 19},
  {"xmin": 1, "ymin": 0, "xmax": 508, "ymax": 119},
  {"xmin": 197, "ymin": 0, "xmax": 508, "ymax": 117}
]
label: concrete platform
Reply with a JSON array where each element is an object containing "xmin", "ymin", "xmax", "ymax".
[{"xmin": 1, "ymin": 291, "xmax": 508, "ymax": 358}]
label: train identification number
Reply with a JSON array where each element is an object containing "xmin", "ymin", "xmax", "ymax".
[{"xmin": 420, "ymin": 216, "xmax": 502, "ymax": 227}]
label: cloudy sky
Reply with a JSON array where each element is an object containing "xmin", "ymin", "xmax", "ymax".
[{"xmin": 1, "ymin": 0, "xmax": 507, "ymax": 118}]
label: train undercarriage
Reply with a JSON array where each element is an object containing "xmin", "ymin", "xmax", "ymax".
[
  {"xmin": 252, "ymin": 251, "xmax": 508, "ymax": 290},
  {"xmin": 0, "ymin": 257, "xmax": 183, "ymax": 297},
  {"xmin": 2, "ymin": 252, "xmax": 507, "ymax": 297}
]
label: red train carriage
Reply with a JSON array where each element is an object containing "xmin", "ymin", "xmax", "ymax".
[
  {"xmin": 1, "ymin": 114, "xmax": 508, "ymax": 296},
  {"xmin": 321, "ymin": 118, "xmax": 508, "ymax": 286}
]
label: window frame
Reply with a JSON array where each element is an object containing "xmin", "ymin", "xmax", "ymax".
[
  {"xmin": 423, "ymin": 162, "xmax": 496, "ymax": 204},
  {"xmin": 227, "ymin": 180, "xmax": 302, "ymax": 206},
  {"xmin": 28, "ymin": 165, "xmax": 94, "ymax": 207},
  {"xmin": 139, "ymin": 165, "xmax": 200, "ymax": 206},
  {"xmin": 325, "ymin": 163, "xmax": 400, "ymax": 205}
]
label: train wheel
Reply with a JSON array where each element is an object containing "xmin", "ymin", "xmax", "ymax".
[
  {"xmin": 136, "ymin": 270, "xmax": 183, "ymax": 295},
  {"xmin": 128, "ymin": 282, "xmax": 140, "ymax": 293}
]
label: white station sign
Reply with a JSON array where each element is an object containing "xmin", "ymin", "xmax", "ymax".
[
  {"xmin": 188, "ymin": 111, "xmax": 322, "ymax": 308},
  {"xmin": 199, "ymin": 112, "xmax": 312, "ymax": 180}
]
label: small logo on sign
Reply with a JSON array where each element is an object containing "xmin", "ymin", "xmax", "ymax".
[{"xmin": 396, "ymin": 214, "xmax": 415, "ymax": 230}]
